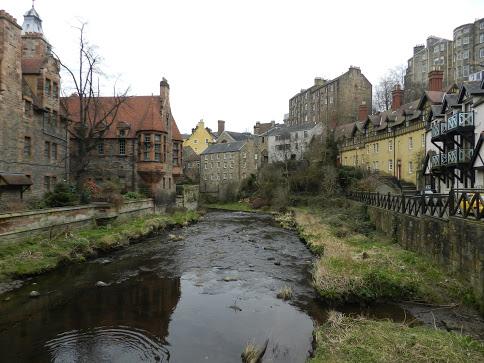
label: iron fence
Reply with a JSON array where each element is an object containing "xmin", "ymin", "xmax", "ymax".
[{"xmin": 348, "ymin": 189, "xmax": 484, "ymax": 221}]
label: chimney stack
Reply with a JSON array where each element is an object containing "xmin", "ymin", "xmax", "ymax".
[
  {"xmin": 428, "ymin": 69, "xmax": 444, "ymax": 92},
  {"xmin": 391, "ymin": 84, "xmax": 404, "ymax": 111},
  {"xmin": 358, "ymin": 101, "xmax": 368, "ymax": 121},
  {"xmin": 218, "ymin": 120, "xmax": 225, "ymax": 135}
]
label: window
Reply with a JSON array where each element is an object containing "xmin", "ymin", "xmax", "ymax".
[
  {"xmin": 53, "ymin": 82, "xmax": 59, "ymax": 98},
  {"xmin": 388, "ymin": 140, "xmax": 393, "ymax": 151},
  {"xmin": 434, "ymin": 46, "xmax": 439, "ymax": 53},
  {"xmin": 456, "ymin": 38, "xmax": 462, "ymax": 46},
  {"xmin": 440, "ymin": 43, "xmax": 445, "ymax": 51},
  {"xmin": 194, "ymin": 139, "xmax": 198, "ymax": 144},
  {"xmin": 204, "ymin": 163, "xmax": 208, "ymax": 169},
  {"xmin": 52, "ymin": 143, "xmax": 57, "ymax": 160},
  {"xmin": 24, "ymin": 100, "xmax": 33, "ymax": 117},
  {"xmin": 98, "ymin": 141, "xmax": 104, "ymax": 155},
  {"xmin": 463, "ymin": 65, "xmax": 469, "ymax": 77},
  {"xmin": 154, "ymin": 134, "xmax": 161, "ymax": 161},
  {"xmin": 463, "ymin": 50, "xmax": 469, "ymax": 59},
  {"xmin": 45, "ymin": 79, "xmax": 51, "ymax": 96},
  {"xmin": 52, "ymin": 176, "xmax": 57, "ymax": 186},
  {"xmin": 408, "ymin": 161, "xmax": 414, "ymax": 174},
  {"xmin": 44, "ymin": 141, "xmax": 51, "ymax": 159},
  {"xmin": 408, "ymin": 137, "xmax": 413, "ymax": 150},
  {"xmin": 373, "ymin": 143, "xmax": 379, "ymax": 153},
  {"xmin": 119, "ymin": 138, "xmax": 126, "ymax": 155},
  {"xmin": 480, "ymin": 48, "xmax": 484, "ymax": 58},
  {"xmin": 24, "ymin": 137, "xmax": 31, "ymax": 157},
  {"xmin": 463, "ymin": 36, "xmax": 469, "ymax": 45},
  {"xmin": 173, "ymin": 142, "xmax": 180, "ymax": 165},
  {"xmin": 463, "ymin": 27, "xmax": 470, "ymax": 34},
  {"xmin": 481, "ymin": 34, "xmax": 484, "ymax": 44},
  {"xmin": 388, "ymin": 160, "xmax": 393, "ymax": 172},
  {"xmin": 44, "ymin": 176, "xmax": 51, "ymax": 191},
  {"xmin": 329, "ymin": 96, "xmax": 334, "ymax": 104},
  {"xmin": 480, "ymin": 22, "xmax": 484, "ymax": 30}
]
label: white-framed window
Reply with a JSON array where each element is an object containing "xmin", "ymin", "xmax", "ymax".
[
  {"xmin": 463, "ymin": 50, "xmax": 469, "ymax": 59},
  {"xmin": 440, "ymin": 43, "xmax": 445, "ymax": 51},
  {"xmin": 456, "ymin": 38, "xmax": 462, "ymax": 46},
  {"xmin": 329, "ymin": 96, "xmax": 333, "ymax": 104},
  {"xmin": 374, "ymin": 143, "xmax": 379, "ymax": 153},
  {"xmin": 481, "ymin": 34, "xmax": 484, "ymax": 44},
  {"xmin": 463, "ymin": 36, "xmax": 469, "ymax": 45},
  {"xmin": 480, "ymin": 48, "xmax": 484, "ymax": 58},
  {"xmin": 388, "ymin": 160, "xmax": 393, "ymax": 172},
  {"xmin": 408, "ymin": 137, "xmax": 413, "ymax": 150},
  {"xmin": 204, "ymin": 163, "xmax": 208, "ymax": 169},
  {"xmin": 388, "ymin": 140, "xmax": 393, "ymax": 151},
  {"xmin": 434, "ymin": 46, "xmax": 439, "ymax": 53},
  {"xmin": 463, "ymin": 65, "xmax": 469, "ymax": 77},
  {"xmin": 480, "ymin": 22, "xmax": 484, "ymax": 30},
  {"xmin": 408, "ymin": 161, "xmax": 414, "ymax": 174}
]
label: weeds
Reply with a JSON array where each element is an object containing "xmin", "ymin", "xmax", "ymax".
[
  {"xmin": 277, "ymin": 285, "xmax": 293, "ymax": 300},
  {"xmin": 310, "ymin": 312, "xmax": 484, "ymax": 362}
]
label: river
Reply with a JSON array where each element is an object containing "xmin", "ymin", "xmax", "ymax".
[{"xmin": 0, "ymin": 211, "xmax": 407, "ymax": 362}]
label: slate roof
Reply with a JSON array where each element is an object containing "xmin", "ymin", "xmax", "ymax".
[
  {"xmin": 266, "ymin": 122, "xmax": 318, "ymax": 136},
  {"xmin": 201, "ymin": 141, "xmax": 246, "ymax": 155},
  {"xmin": 225, "ymin": 131, "xmax": 252, "ymax": 141},
  {"xmin": 0, "ymin": 173, "xmax": 33, "ymax": 186}
]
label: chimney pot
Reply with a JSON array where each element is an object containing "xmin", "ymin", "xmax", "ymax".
[{"xmin": 428, "ymin": 70, "xmax": 444, "ymax": 92}]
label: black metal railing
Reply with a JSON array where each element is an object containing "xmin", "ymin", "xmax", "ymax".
[{"xmin": 348, "ymin": 189, "xmax": 484, "ymax": 221}]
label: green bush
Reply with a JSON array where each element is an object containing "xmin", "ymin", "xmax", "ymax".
[
  {"xmin": 124, "ymin": 191, "xmax": 143, "ymax": 200},
  {"xmin": 43, "ymin": 182, "xmax": 78, "ymax": 208}
]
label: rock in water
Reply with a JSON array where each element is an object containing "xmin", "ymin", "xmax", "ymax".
[
  {"xmin": 223, "ymin": 276, "xmax": 238, "ymax": 282},
  {"xmin": 29, "ymin": 291, "xmax": 40, "ymax": 298},
  {"xmin": 95, "ymin": 281, "xmax": 108, "ymax": 287}
]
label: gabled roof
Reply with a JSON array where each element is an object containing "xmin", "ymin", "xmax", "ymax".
[
  {"xmin": 458, "ymin": 81, "xmax": 484, "ymax": 103},
  {"xmin": 63, "ymin": 96, "xmax": 170, "ymax": 138},
  {"xmin": 225, "ymin": 131, "xmax": 252, "ymax": 141},
  {"xmin": 266, "ymin": 122, "xmax": 319, "ymax": 136},
  {"xmin": 417, "ymin": 91, "xmax": 445, "ymax": 110},
  {"xmin": 201, "ymin": 141, "xmax": 246, "ymax": 154}
]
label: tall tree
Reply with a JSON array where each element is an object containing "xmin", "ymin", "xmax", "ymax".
[
  {"xmin": 56, "ymin": 23, "xmax": 129, "ymax": 184},
  {"xmin": 373, "ymin": 65, "xmax": 406, "ymax": 112}
]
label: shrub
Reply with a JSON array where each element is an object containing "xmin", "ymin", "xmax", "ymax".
[
  {"xmin": 124, "ymin": 191, "xmax": 142, "ymax": 200},
  {"xmin": 43, "ymin": 182, "xmax": 78, "ymax": 208}
]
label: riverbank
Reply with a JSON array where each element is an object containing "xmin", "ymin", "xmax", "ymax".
[
  {"xmin": 202, "ymin": 201, "xmax": 256, "ymax": 212},
  {"xmin": 292, "ymin": 198, "xmax": 484, "ymax": 360},
  {"xmin": 0, "ymin": 210, "xmax": 200, "ymax": 284}
]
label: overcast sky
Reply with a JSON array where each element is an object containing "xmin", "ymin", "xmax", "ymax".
[{"xmin": 4, "ymin": 0, "xmax": 484, "ymax": 133}]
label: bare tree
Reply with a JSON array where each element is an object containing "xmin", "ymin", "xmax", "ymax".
[
  {"xmin": 56, "ymin": 23, "xmax": 129, "ymax": 184},
  {"xmin": 373, "ymin": 65, "xmax": 406, "ymax": 112}
]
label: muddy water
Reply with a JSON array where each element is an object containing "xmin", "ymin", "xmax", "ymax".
[{"xmin": 0, "ymin": 211, "xmax": 406, "ymax": 362}]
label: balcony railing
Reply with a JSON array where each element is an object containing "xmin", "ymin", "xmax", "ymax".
[
  {"xmin": 430, "ymin": 148, "xmax": 472, "ymax": 170},
  {"xmin": 431, "ymin": 112, "xmax": 474, "ymax": 140}
]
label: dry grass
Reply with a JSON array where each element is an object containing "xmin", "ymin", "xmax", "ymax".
[
  {"xmin": 310, "ymin": 311, "xmax": 484, "ymax": 363},
  {"xmin": 276, "ymin": 285, "xmax": 293, "ymax": 300},
  {"xmin": 241, "ymin": 339, "xmax": 268, "ymax": 363},
  {"xmin": 294, "ymin": 206, "xmax": 474, "ymax": 305}
]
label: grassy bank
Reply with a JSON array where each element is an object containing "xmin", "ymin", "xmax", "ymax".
[
  {"xmin": 294, "ymin": 200, "xmax": 474, "ymax": 305},
  {"xmin": 0, "ymin": 210, "xmax": 200, "ymax": 282},
  {"xmin": 203, "ymin": 201, "xmax": 256, "ymax": 212},
  {"xmin": 310, "ymin": 311, "xmax": 484, "ymax": 363}
]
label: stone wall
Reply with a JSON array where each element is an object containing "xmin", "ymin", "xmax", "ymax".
[
  {"xmin": 176, "ymin": 185, "xmax": 199, "ymax": 211},
  {"xmin": 365, "ymin": 204, "xmax": 484, "ymax": 307},
  {"xmin": 0, "ymin": 199, "xmax": 154, "ymax": 243}
]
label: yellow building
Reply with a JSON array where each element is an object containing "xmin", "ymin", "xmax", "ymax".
[
  {"xmin": 338, "ymin": 88, "xmax": 443, "ymax": 187},
  {"xmin": 183, "ymin": 120, "xmax": 217, "ymax": 154}
]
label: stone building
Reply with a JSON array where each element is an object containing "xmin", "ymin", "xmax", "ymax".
[
  {"xmin": 404, "ymin": 18, "xmax": 484, "ymax": 103},
  {"xmin": 404, "ymin": 36, "xmax": 454, "ymax": 103},
  {"xmin": 338, "ymin": 71, "xmax": 447, "ymax": 188},
  {"xmin": 183, "ymin": 146, "xmax": 200, "ymax": 183},
  {"xmin": 0, "ymin": 6, "xmax": 68, "ymax": 207},
  {"xmin": 287, "ymin": 66, "xmax": 372, "ymax": 127},
  {"xmin": 199, "ymin": 138, "xmax": 259, "ymax": 200},
  {"xmin": 64, "ymin": 79, "xmax": 183, "ymax": 198},
  {"xmin": 266, "ymin": 123, "xmax": 323, "ymax": 163}
]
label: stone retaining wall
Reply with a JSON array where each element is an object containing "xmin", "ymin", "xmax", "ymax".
[
  {"xmin": 365, "ymin": 204, "xmax": 484, "ymax": 307},
  {"xmin": 0, "ymin": 199, "xmax": 154, "ymax": 243}
]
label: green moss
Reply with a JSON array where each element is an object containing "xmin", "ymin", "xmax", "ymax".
[
  {"xmin": 310, "ymin": 313, "xmax": 484, "ymax": 363},
  {"xmin": 0, "ymin": 210, "xmax": 200, "ymax": 282}
]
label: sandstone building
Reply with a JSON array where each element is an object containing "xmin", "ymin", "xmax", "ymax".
[
  {"xmin": 404, "ymin": 18, "xmax": 484, "ymax": 102},
  {"xmin": 0, "ymin": 6, "xmax": 68, "ymax": 207},
  {"xmin": 287, "ymin": 67, "xmax": 372, "ymax": 127},
  {"xmin": 182, "ymin": 119, "xmax": 219, "ymax": 154},
  {"xmin": 199, "ymin": 138, "xmax": 259, "ymax": 200},
  {"xmin": 64, "ymin": 79, "xmax": 183, "ymax": 198}
]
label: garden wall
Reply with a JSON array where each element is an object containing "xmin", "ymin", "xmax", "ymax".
[
  {"xmin": 0, "ymin": 199, "xmax": 154, "ymax": 243},
  {"xmin": 366, "ymin": 204, "xmax": 484, "ymax": 307}
]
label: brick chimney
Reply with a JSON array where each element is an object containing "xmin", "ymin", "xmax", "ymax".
[
  {"xmin": 358, "ymin": 101, "xmax": 368, "ymax": 121},
  {"xmin": 428, "ymin": 70, "xmax": 443, "ymax": 92},
  {"xmin": 391, "ymin": 84, "xmax": 404, "ymax": 111},
  {"xmin": 218, "ymin": 120, "xmax": 225, "ymax": 135}
]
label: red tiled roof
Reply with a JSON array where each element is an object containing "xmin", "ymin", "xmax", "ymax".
[
  {"xmin": 22, "ymin": 58, "xmax": 46, "ymax": 74},
  {"xmin": 63, "ymin": 95, "xmax": 184, "ymax": 138}
]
